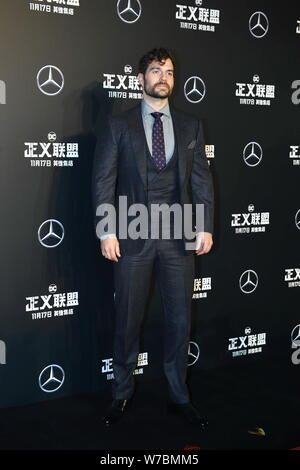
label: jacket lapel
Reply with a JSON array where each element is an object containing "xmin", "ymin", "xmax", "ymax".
[
  {"xmin": 127, "ymin": 103, "xmax": 148, "ymax": 190},
  {"xmin": 169, "ymin": 106, "xmax": 187, "ymax": 189}
]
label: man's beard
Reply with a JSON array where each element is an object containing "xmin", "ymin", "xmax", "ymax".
[{"xmin": 143, "ymin": 78, "xmax": 173, "ymax": 99}]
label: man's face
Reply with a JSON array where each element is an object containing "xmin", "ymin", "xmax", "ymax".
[{"xmin": 138, "ymin": 58, "xmax": 174, "ymax": 99}]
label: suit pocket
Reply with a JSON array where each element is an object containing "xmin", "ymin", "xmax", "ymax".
[{"xmin": 187, "ymin": 139, "xmax": 196, "ymax": 150}]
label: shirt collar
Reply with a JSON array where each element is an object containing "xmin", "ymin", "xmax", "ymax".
[{"xmin": 141, "ymin": 99, "xmax": 171, "ymax": 118}]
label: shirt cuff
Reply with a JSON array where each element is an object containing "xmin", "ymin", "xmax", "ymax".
[{"xmin": 99, "ymin": 233, "xmax": 117, "ymax": 241}]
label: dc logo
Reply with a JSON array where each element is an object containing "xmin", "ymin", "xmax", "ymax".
[
  {"xmin": 48, "ymin": 132, "xmax": 57, "ymax": 142},
  {"xmin": 124, "ymin": 65, "xmax": 132, "ymax": 74},
  {"xmin": 48, "ymin": 284, "xmax": 57, "ymax": 293}
]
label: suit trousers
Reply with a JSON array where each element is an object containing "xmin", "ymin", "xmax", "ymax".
[{"xmin": 112, "ymin": 237, "xmax": 195, "ymax": 404}]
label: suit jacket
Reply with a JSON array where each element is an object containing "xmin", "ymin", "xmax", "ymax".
[{"xmin": 91, "ymin": 102, "xmax": 214, "ymax": 255}]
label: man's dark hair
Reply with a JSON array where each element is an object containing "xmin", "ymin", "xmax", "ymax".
[{"xmin": 138, "ymin": 47, "xmax": 175, "ymax": 75}]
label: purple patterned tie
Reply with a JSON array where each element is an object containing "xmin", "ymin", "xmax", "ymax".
[{"xmin": 151, "ymin": 112, "xmax": 166, "ymax": 170}]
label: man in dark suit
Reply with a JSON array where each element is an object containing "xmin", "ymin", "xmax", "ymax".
[{"xmin": 92, "ymin": 48, "xmax": 214, "ymax": 427}]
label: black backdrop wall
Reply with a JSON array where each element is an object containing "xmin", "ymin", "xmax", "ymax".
[{"xmin": 1, "ymin": 0, "xmax": 299, "ymax": 408}]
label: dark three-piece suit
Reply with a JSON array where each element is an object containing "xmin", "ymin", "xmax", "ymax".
[{"xmin": 92, "ymin": 102, "xmax": 214, "ymax": 404}]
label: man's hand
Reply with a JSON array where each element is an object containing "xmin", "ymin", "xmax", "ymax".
[
  {"xmin": 101, "ymin": 237, "xmax": 121, "ymax": 262},
  {"xmin": 195, "ymin": 232, "xmax": 213, "ymax": 255}
]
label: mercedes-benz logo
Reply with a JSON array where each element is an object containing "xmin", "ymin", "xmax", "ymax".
[
  {"xmin": 188, "ymin": 341, "xmax": 200, "ymax": 366},
  {"xmin": 184, "ymin": 76, "xmax": 206, "ymax": 104},
  {"xmin": 295, "ymin": 209, "xmax": 300, "ymax": 230},
  {"xmin": 117, "ymin": 0, "xmax": 141, "ymax": 24},
  {"xmin": 243, "ymin": 142, "xmax": 263, "ymax": 167},
  {"xmin": 38, "ymin": 219, "xmax": 65, "ymax": 248},
  {"xmin": 37, "ymin": 65, "xmax": 64, "ymax": 96},
  {"xmin": 291, "ymin": 325, "xmax": 300, "ymax": 347},
  {"xmin": 249, "ymin": 12, "xmax": 269, "ymax": 38},
  {"xmin": 239, "ymin": 270, "xmax": 259, "ymax": 294},
  {"xmin": 39, "ymin": 364, "xmax": 65, "ymax": 393}
]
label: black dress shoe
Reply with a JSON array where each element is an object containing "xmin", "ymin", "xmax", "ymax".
[
  {"xmin": 102, "ymin": 399, "xmax": 130, "ymax": 427},
  {"xmin": 169, "ymin": 402, "xmax": 208, "ymax": 428}
]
